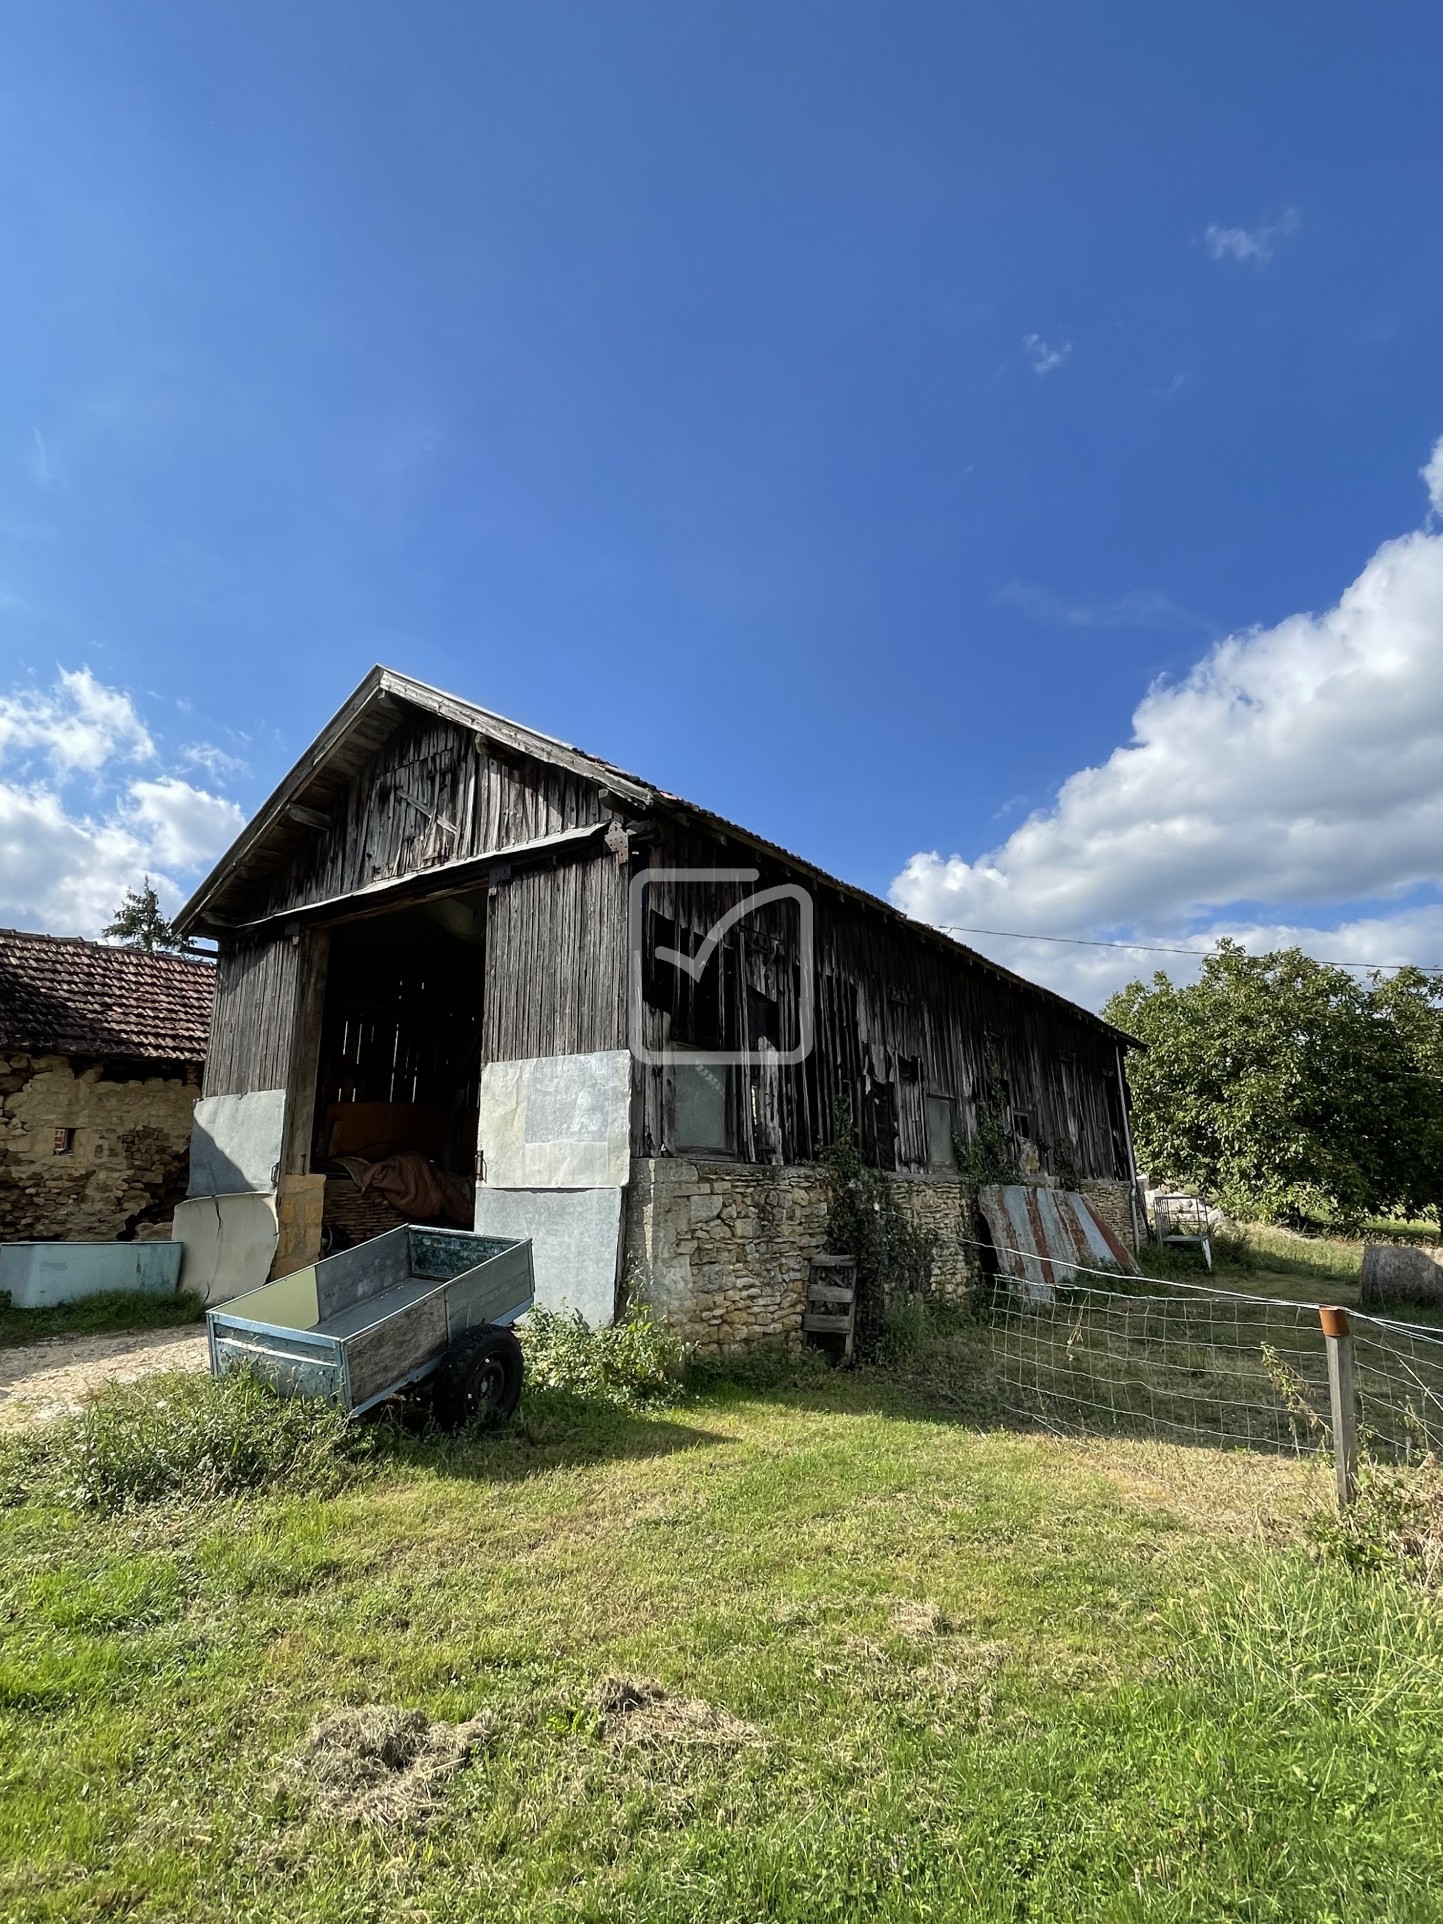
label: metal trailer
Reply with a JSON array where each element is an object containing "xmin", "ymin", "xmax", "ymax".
[{"xmin": 206, "ymin": 1225, "xmax": 534, "ymax": 1428}]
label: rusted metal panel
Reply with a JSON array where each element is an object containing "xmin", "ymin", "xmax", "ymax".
[{"xmin": 978, "ymin": 1184, "xmax": 1138, "ymax": 1303}]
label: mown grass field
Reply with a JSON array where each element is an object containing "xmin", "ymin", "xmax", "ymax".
[{"xmin": 3, "ymin": 1340, "xmax": 1443, "ymax": 1923}]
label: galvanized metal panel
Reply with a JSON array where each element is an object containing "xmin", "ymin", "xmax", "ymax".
[
  {"xmin": 479, "ymin": 1049, "xmax": 631, "ymax": 1188},
  {"xmin": 408, "ymin": 1228, "xmax": 513, "ymax": 1281},
  {"xmin": 221, "ymin": 1265, "xmax": 320, "ymax": 1331},
  {"xmin": 312, "ymin": 1225, "xmax": 412, "ymax": 1322},
  {"xmin": 187, "ymin": 1090, "xmax": 288, "ymax": 1196},
  {"xmin": 0, "ymin": 1240, "xmax": 182, "ymax": 1308},
  {"xmin": 473, "ymin": 1185, "xmax": 620, "ymax": 1327},
  {"xmin": 210, "ymin": 1321, "xmax": 345, "ymax": 1404}
]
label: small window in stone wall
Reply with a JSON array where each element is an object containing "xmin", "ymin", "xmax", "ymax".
[
  {"xmin": 674, "ymin": 1055, "xmax": 732, "ymax": 1155},
  {"xmin": 52, "ymin": 1127, "xmax": 75, "ymax": 1156},
  {"xmin": 925, "ymin": 1097, "xmax": 957, "ymax": 1173}
]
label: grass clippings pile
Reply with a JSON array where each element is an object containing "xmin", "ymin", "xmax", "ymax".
[
  {"xmin": 281, "ymin": 1705, "xmax": 493, "ymax": 1827},
  {"xmin": 890, "ymin": 1598, "xmax": 949, "ymax": 1640},
  {"xmin": 593, "ymin": 1675, "xmax": 763, "ymax": 1753}
]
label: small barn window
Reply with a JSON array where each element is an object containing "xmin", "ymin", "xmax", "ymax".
[
  {"xmin": 52, "ymin": 1127, "xmax": 74, "ymax": 1156},
  {"xmin": 1013, "ymin": 1111, "xmax": 1031, "ymax": 1141},
  {"xmin": 925, "ymin": 1097, "xmax": 957, "ymax": 1173},
  {"xmin": 674, "ymin": 1054, "xmax": 731, "ymax": 1155}
]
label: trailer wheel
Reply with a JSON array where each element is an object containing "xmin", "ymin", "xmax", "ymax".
[{"xmin": 432, "ymin": 1325, "xmax": 524, "ymax": 1431}]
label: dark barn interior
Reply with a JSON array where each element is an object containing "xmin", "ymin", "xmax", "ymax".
[{"xmin": 311, "ymin": 896, "xmax": 487, "ymax": 1177}]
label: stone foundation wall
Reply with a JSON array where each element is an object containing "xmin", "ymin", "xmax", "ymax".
[
  {"xmin": 0, "ymin": 1052, "xmax": 201, "ymax": 1244},
  {"xmin": 625, "ymin": 1158, "xmax": 975, "ymax": 1357},
  {"xmin": 1079, "ymin": 1178, "xmax": 1141, "ymax": 1256},
  {"xmin": 890, "ymin": 1177, "xmax": 975, "ymax": 1302}
]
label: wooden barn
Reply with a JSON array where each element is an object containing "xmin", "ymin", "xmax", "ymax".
[{"xmin": 175, "ymin": 668, "xmax": 1138, "ymax": 1351}]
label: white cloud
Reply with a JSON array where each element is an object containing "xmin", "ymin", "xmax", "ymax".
[
  {"xmin": 1204, "ymin": 207, "xmax": 1300, "ymax": 266},
  {"xmin": 180, "ymin": 740, "xmax": 249, "ymax": 779},
  {"xmin": 1023, "ymin": 333, "xmax": 1071, "ymax": 376},
  {"xmin": 1424, "ymin": 441, "xmax": 1443, "ymax": 519},
  {"xmin": 128, "ymin": 776, "xmax": 244, "ymax": 870},
  {"xmin": 0, "ymin": 668, "xmax": 243, "ymax": 936},
  {"xmin": 995, "ymin": 582, "xmax": 1211, "ymax": 634},
  {"xmin": 0, "ymin": 667, "xmax": 153, "ymax": 773},
  {"xmin": 892, "ymin": 435, "xmax": 1443, "ymax": 1008}
]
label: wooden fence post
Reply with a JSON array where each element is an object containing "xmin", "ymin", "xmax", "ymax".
[{"xmin": 1318, "ymin": 1305, "xmax": 1358, "ymax": 1508}]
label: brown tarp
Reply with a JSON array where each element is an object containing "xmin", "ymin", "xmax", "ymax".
[{"xmin": 337, "ymin": 1151, "xmax": 473, "ymax": 1229}]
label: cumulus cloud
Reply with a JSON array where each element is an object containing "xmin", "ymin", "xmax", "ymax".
[
  {"xmin": 0, "ymin": 668, "xmax": 244, "ymax": 936},
  {"xmin": 892, "ymin": 436, "xmax": 1443, "ymax": 1008},
  {"xmin": 128, "ymin": 776, "xmax": 244, "ymax": 870},
  {"xmin": 1204, "ymin": 207, "xmax": 1300, "ymax": 266},
  {"xmin": 0, "ymin": 667, "xmax": 153, "ymax": 773},
  {"xmin": 1424, "ymin": 441, "xmax": 1443, "ymax": 520}
]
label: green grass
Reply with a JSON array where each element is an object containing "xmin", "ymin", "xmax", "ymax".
[
  {"xmin": 3, "ymin": 1355, "xmax": 1442, "ymax": 1921},
  {"xmin": 0, "ymin": 1288, "xmax": 205, "ymax": 1349}
]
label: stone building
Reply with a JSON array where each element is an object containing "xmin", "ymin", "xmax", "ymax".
[
  {"xmin": 176, "ymin": 668, "xmax": 1140, "ymax": 1343},
  {"xmin": 0, "ymin": 929, "xmax": 213, "ymax": 1245}
]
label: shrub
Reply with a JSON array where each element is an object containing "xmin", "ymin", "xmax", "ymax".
[
  {"xmin": 0, "ymin": 1368, "xmax": 374, "ymax": 1515},
  {"xmin": 1306, "ymin": 1457, "xmax": 1443, "ymax": 1593},
  {"xmin": 518, "ymin": 1307, "xmax": 685, "ymax": 1408}
]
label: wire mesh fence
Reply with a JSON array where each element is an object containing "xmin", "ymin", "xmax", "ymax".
[{"xmin": 977, "ymin": 1252, "xmax": 1443, "ymax": 1465}]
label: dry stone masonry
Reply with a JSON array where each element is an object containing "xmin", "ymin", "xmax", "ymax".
[
  {"xmin": 0, "ymin": 1052, "xmax": 201, "ymax": 1243},
  {"xmin": 625, "ymin": 1158, "xmax": 977, "ymax": 1358}
]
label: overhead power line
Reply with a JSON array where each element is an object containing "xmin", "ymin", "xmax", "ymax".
[{"xmin": 934, "ymin": 924, "xmax": 1443, "ymax": 973}]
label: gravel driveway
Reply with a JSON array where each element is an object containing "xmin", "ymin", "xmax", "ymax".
[{"xmin": 0, "ymin": 1327, "xmax": 209, "ymax": 1427}]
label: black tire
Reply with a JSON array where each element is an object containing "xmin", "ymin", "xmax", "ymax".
[{"xmin": 431, "ymin": 1325, "xmax": 524, "ymax": 1432}]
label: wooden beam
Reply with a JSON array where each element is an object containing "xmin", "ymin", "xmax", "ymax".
[{"xmin": 285, "ymin": 802, "xmax": 332, "ymax": 832}]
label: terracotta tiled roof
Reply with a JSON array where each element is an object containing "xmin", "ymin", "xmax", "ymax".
[{"xmin": 0, "ymin": 928, "xmax": 214, "ymax": 1061}]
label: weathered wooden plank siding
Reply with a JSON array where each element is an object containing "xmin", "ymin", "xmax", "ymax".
[
  {"xmin": 249, "ymin": 716, "xmax": 605, "ymax": 921},
  {"xmin": 483, "ymin": 850, "xmax": 629, "ymax": 1063},
  {"xmin": 630, "ymin": 823, "xmax": 1128, "ymax": 1181},
  {"xmin": 203, "ymin": 930, "xmax": 299, "ymax": 1097}
]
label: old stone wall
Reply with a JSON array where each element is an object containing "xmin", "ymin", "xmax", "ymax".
[
  {"xmin": 1079, "ymin": 1178, "xmax": 1141, "ymax": 1256},
  {"xmin": 0, "ymin": 1052, "xmax": 201, "ymax": 1244},
  {"xmin": 625, "ymin": 1158, "xmax": 975, "ymax": 1358}
]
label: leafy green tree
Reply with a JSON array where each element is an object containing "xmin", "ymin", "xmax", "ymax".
[
  {"xmin": 1105, "ymin": 942, "xmax": 1443, "ymax": 1231},
  {"xmin": 102, "ymin": 878, "xmax": 194, "ymax": 955}
]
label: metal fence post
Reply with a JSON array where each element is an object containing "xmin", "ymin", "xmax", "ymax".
[{"xmin": 1318, "ymin": 1305, "xmax": 1358, "ymax": 1507}]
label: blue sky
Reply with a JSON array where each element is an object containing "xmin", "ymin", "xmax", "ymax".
[{"xmin": 2, "ymin": 3, "xmax": 1442, "ymax": 1006}]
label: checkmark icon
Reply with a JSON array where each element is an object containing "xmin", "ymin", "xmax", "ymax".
[
  {"xmin": 654, "ymin": 886, "xmax": 805, "ymax": 983},
  {"xmin": 629, "ymin": 867, "xmax": 816, "ymax": 1066}
]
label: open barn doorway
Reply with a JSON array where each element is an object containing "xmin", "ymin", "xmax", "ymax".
[{"xmin": 311, "ymin": 891, "xmax": 487, "ymax": 1247}]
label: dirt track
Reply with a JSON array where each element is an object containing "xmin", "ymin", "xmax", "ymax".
[{"xmin": 0, "ymin": 1327, "xmax": 209, "ymax": 1426}]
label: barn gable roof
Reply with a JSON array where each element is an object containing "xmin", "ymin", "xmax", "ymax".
[{"xmin": 177, "ymin": 666, "xmax": 1132, "ymax": 1045}]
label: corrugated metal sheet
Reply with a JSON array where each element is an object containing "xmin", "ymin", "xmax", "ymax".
[{"xmin": 978, "ymin": 1184, "xmax": 1137, "ymax": 1303}]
